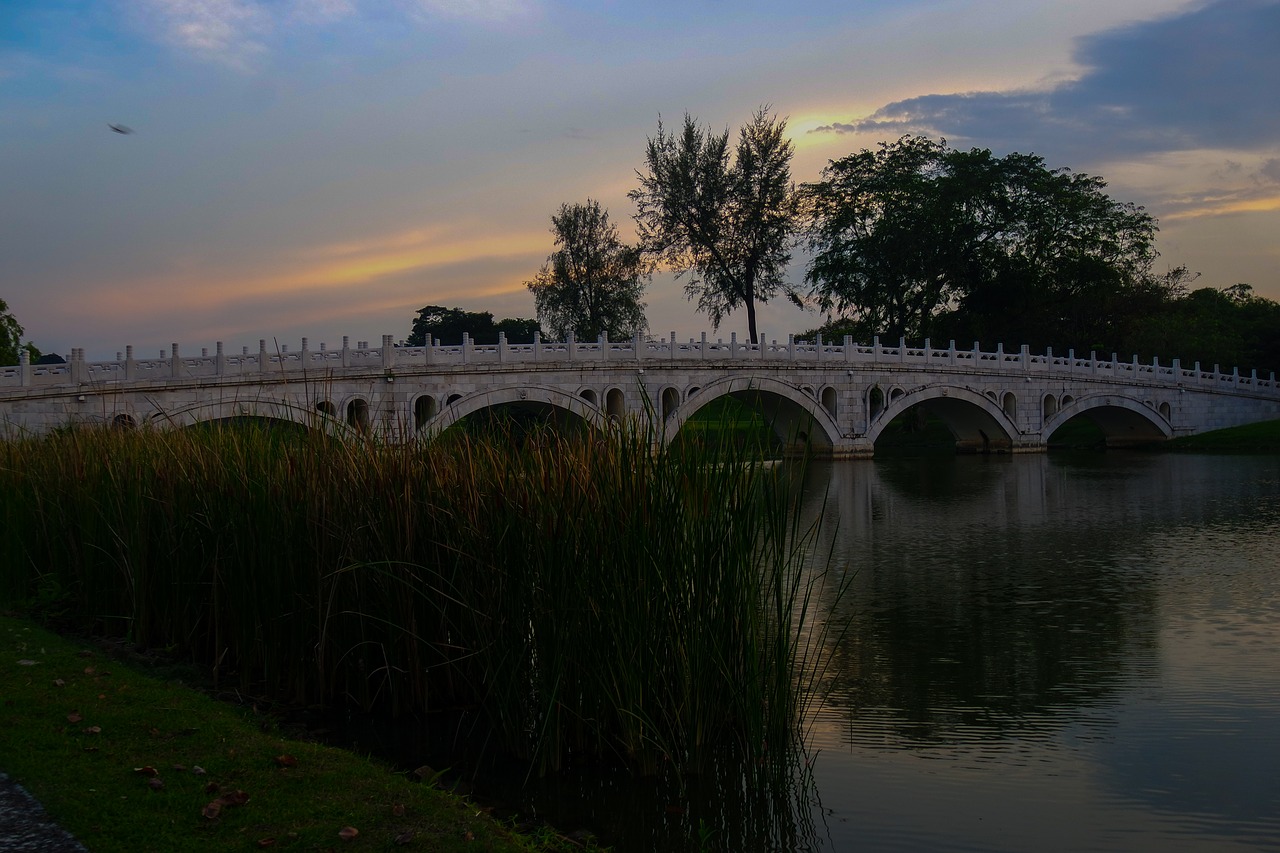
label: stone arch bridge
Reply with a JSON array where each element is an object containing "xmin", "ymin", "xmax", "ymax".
[{"xmin": 3, "ymin": 332, "xmax": 1278, "ymax": 457}]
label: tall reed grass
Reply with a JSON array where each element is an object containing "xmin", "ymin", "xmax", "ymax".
[{"xmin": 0, "ymin": 417, "xmax": 838, "ymax": 777}]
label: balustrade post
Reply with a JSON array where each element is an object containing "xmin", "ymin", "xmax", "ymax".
[
  {"xmin": 1172, "ymin": 358, "xmax": 1181, "ymax": 380},
  {"xmin": 815, "ymin": 332, "xmax": 822, "ymax": 363},
  {"xmin": 788, "ymin": 334, "xmax": 796, "ymax": 362},
  {"xmin": 462, "ymin": 332, "xmax": 470, "ymax": 364},
  {"xmin": 125, "ymin": 346, "xmax": 136, "ymax": 380},
  {"xmin": 669, "ymin": 331, "xmax": 676, "ymax": 361},
  {"xmin": 216, "ymin": 342, "xmax": 225, "ymax": 375},
  {"xmin": 170, "ymin": 343, "xmax": 181, "ymax": 379},
  {"xmin": 949, "ymin": 339, "xmax": 957, "ymax": 365},
  {"xmin": 758, "ymin": 330, "xmax": 766, "ymax": 359},
  {"xmin": 899, "ymin": 337, "xmax": 908, "ymax": 363},
  {"xmin": 601, "ymin": 331, "xmax": 608, "ymax": 362},
  {"xmin": 844, "ymin": 335, "xmax": 854, "ymax": 363},
  {"xmin": 566, "ymin": 330, "xmax": 575, "ymax": 361},
  {"xmin": 1021, "ymin": 344, "xmax": 1029, "ymax": 370},
  {"xmin": 873, "ymin": 335, "xmax": 881, "ymax": 362},
  {"xmin": 382, "ymin": 334, "xmax": 394, "ymax": 369},
  {"xmin": 341, "ymin": 336, "xmax": 350, "ymax": 367},
  {"xmin": 923, "ymin": 338, "xmax": 931, "ymax": 362},
  {"xmin": 498, "ymin": 331, "xmax": 507, "ymax": 363},
  {"xmin": 700, "ymin": 332, "xmax": 708, "ymax": 360},
  {"xmin": 730, "ymin": 331, "xmax": 738, "ymax": 358},
  {"xmin": 258, "ymin": 340, "xmax": 268, "ymax": 373},
  {"xmin": 634, "ymin": 330, "xmax": 642, "ymax": 361},
  {"xmin": 18, "ymin": 348, "xmax": 30, "ymax": 387}
]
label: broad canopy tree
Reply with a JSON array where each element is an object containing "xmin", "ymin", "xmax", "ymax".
[
  {"xmin": 525, "ymin": 200, "xmax": 649, "ymax": 341},
  {"xmin": 802, "ymin": 136, "xmax": 1160, "ymax": 352},
  {"xmin": 630, "ymin": 107, "xmax": 799, "ymax": 344}
]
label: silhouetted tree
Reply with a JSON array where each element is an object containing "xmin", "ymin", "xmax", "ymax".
[
  {"xmin": 803, "ymin": 136, "xmax": 1158, "ymax": 351},
  {"xmin": 0, "ymin": 298, "xmax": 40, "ymax": 366},
  {"xmin": 631, "ymin": 107, "xmax": 799, "ymax": 344},
  {"xmin": 406, "ymin": 305, "xmax": 539, "ymax": 346},
  {"xmin": 526, "ymin": 200, "xmax": 649, "ymax": 340}
]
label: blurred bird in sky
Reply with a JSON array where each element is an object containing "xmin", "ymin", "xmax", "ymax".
[{"xmin": 108, "ymin": 123, "xmax": 133, "ymax": 134}]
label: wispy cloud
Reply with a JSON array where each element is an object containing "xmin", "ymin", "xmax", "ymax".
[
  {"xmin": 144, "ymin": 0, "xmax": 271, "ymax": 69},
  {"xmin": 414, "ymin": 0, "xmax": 537, "ymax": 24}
]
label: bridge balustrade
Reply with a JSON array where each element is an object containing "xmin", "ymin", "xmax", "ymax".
[{"xmin": 2, "ymin": 332, "xmax": 1277, "ymax": 398}]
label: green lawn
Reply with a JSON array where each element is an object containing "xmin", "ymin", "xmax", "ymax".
[{"xmin": 0, "ymin": 616, "xmax": 585, "ymax": 853}]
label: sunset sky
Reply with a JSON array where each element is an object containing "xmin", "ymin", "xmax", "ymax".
[{"xmin": 3, "ymin": 0, "xmax": 1277, "ymax": 360}]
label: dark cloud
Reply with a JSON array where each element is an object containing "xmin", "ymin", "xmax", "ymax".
[
  {"xmin": 1261, "ymin": 159, "xmax": 1280, "ymax": 183},
  {"xmin": 814, "ymin": 1, "xmax": 1280, "ymax": 161}
]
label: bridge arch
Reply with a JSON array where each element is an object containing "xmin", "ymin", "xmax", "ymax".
[
  {"xmin": 420, "ymin": 385, "xmax": 609, "ymax": 439},
  {"xmin": 604, "ymin": 387, "xmax": 626, "ymax": 420},
  {"xmin": 661, "ymin": 375, "xmax": 841, "ymax": 451},
  {"xmin": 141, "ymin": 398, "xmax": 345, "ymax": 437},
  {"xmin": 1044, "ymin": 394, "xmax": 1171, "ymax": 446},
  {"xmin": 865, "ymin": 385, "xmax": 1019, "ymax": 451}
]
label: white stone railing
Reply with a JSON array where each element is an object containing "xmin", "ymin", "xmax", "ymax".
[{"xmin": 2, "ymin": 331, "xmax": 1277, "ymax": 397}]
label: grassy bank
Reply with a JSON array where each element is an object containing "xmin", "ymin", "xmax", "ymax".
[
  {"xmin": 1160, "ymin": 418, "xmax": 1280, "ymax": 452},
  {"xmin": 1, "ymin": 615, "xmax": 569, "ymax": 851},
  {"xmin": 0, "ymin": 423, "xmax": 832, "ymax": 784}
]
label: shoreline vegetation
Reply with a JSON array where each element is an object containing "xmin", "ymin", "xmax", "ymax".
[
  {"xmin": 2, "ymin": 416, "xmax": 1275, "ymax": 849},
  {"xmin": 0, "ymin": 418, "xmax": 841, "ymax": 849}
]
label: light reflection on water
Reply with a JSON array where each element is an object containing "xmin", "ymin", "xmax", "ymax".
[{"xmin": 801, "ymin": 453, "xmax": 1280, "ymax": 852}]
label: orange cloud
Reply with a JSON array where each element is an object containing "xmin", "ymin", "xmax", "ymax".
[{"xmin": 1162, "ymin": 195, "xmax": 1280, "ymax": 221}]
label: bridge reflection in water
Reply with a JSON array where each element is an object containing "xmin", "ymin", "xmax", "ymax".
[{"xmin": 3, "ymin": 332, "xmax": 1278, "ymax": 455}]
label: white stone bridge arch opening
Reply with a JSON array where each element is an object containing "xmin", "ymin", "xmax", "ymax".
[
  {"xmin": 865, "ymin": 386, "xmax": 1022, "ymax": 452},
  {"xmin": 661, "ymin": 375, "xmax": 842, "ymax": 454}
]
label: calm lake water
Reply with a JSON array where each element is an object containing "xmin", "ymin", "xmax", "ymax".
[{"xmin": 344, "ymin": 451, "xmax": 1280, "ymax": 851}]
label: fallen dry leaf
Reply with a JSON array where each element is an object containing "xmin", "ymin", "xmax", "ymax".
[
  {"xmin": 17, "ymin": 659, "xmax": 38, "ymax": 666},
  {"xmin": 217, "ymin": 790, "xmax": 250, "ymax": 807},
  {"xmin": 147, "ymin": 777, "xmax": 165, "ymax": 791},
  {"xmin": 394, "ymin": 831, "xmax": 415, "ymax": 845},
  {"xmin": 203, "ymin": 802, "xmax": 222, "ymax": 820},
  {"xmin": 338, "ymin": 826, "xmax": 359, "ymax": 842},
  {"xmin": 53, "ymin": 678, "xmax": 65, "ymax": 687},
  {"xmin": 392, "ymin": 803, "xmax": 405, "ymax": 817},
  {"xmin": 275, "ymin": 754, "xmax": 297, "ymax": 768},
  {"xmin": 83, "ymin": 666, "xmax": 95, "ymax": 675},
  {"xmin": 67, "ymin": 712, "xmax": 83, "ymax": 724},
  {"xmin": 83, "ymin": 726, "xmax": 101, "ymax": 734},
  {"xmin": 256, "ymin": 839, "xmax": 276, "ymax": 848},
  {"xmin": 192, "ymin": 765, "xmax": 207, "ymax": 775},
  {"xmin": 133, "ymin": 766, "xmax": 158, "ymax": 776},
  {"xmin": 462, "ymin": 830, "xmax": 475, "ymax": 842}
]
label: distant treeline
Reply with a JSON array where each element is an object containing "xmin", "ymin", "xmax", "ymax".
[{"xmin": 804, "ymin": 274, "xmax": 1280, "ymax": 374}]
